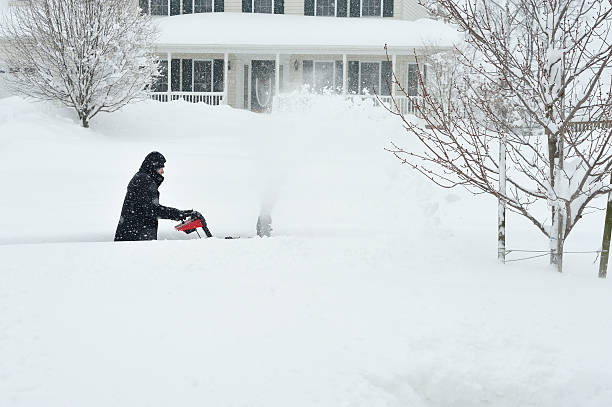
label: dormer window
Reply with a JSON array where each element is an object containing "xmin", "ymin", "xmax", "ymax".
[
  {"xmin": 140, "ymin": 0, "xmax": 181, "ymax": 15},
  {"xmin": 316, "ymin": 0, "xmax": 335, "ymax": 16},
  {"xmin": 361, "ymin": 0, "xmax": 381, "ymax": 16},
  {"xmin": 242, "ymin": 0, "xmax": 284, "ymax": 14},
  {"xmin": 150, "ymin": 0, "xmax": 168, "ymax": 15},
  {"xmin": 194, "ymin": 0, "xmax": 213, "ymax": 12},
  {"xmin": 254, "ymin": 0, "xmax": 273, "ymax": 13}
]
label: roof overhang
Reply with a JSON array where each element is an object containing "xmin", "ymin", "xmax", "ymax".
[{"xmin": 154, "ymin": 13, "xmax": 460, "ymax": 56}]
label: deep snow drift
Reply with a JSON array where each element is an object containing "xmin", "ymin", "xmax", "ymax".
[{"xmin": 1, "ymin": 94, "xmax": 611, "ymax": 406}]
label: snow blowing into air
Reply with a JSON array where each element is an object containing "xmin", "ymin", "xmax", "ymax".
[{"xmin": 1, "ymin": 0, "xmax": 612, "ymax": 406}]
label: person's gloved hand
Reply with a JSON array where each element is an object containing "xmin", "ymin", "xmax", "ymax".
[{"xmin": 178, "ymin": 209, "xmax": 196, "ymax": 221}]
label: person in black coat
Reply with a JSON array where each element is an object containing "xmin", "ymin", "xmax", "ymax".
[{"xmin": 114, "ymin": 152, "xmax": 193, "ymax": 241}]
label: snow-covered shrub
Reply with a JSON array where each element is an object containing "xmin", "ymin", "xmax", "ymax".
[{"xmin": 0, "ymin": 0, "xmax": 159, "ymax": 127}]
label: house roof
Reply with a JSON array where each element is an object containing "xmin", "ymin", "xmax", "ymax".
[{"xmin": 154, "ymin": 12, "xmax": 461, "ymax": 55}]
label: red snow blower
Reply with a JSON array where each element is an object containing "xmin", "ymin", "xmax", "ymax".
[{"xmin": 175, "ymin": 211, "xmax": 213, "ymax": 238}]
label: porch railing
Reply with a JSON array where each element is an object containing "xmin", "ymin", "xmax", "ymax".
[
  {"xmin": 568, "ymin": 120, "xmax": 612, "ymax": 132},
  {"xmin": 149, "ymin": 92, "xmax": 224, "ymax": 105},
  {"xmin": 352, "ymin": 95, "xmax": 424, "ymax": 116}
]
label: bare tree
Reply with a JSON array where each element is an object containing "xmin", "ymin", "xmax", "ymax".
[
  {"xmin": 0, "ymin": 0, "xmax": 159, "ymax": 128},
  {"xmin": 388, "ymin": 0, "xmax": 612, "ymax": 272}
]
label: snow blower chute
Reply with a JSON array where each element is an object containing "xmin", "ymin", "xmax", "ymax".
[{"xmin": 175, "ymin": 211, "xmax": 213, "ymax": 238}]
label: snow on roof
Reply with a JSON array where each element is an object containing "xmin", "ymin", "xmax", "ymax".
[{"xmin": 154, "ymin": 13, "xmax": 461, "ymax": 54}]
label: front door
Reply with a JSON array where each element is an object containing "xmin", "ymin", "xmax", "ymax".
[{"xmin": 251, "ymin": 60, "xmax": 275, "ymax": 112}]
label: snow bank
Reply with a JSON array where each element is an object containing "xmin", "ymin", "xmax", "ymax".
[
  {"xmin": 0, "ymin": 94, "xmax": 437, "ymax": 243},
  {"xmin": 2, "ymin": 234, "xmax": 612, "ymax": 407},
  {"xmin": 1, "ymin": 95, "xmax": 611, "ymax": 406},
  {"xmin": 155, "ymin": 13, "xmax": 461, "ymax": 51}
]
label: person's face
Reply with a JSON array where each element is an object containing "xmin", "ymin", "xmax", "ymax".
[{"xmin": 157, "ymin": 167, "xmax": 164, "ymax": 175}]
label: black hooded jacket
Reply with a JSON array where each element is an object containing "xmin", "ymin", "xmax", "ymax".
[{"xmin": 114, "ymin": 152, "xmax": 183, "ymax": 241}]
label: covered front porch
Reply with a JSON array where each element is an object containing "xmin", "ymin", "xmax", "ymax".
[
  {"xmin": 150, "ymin": 50, "xmax": 424, "ymax": 115},
  {"xmin": 150, "ymin": 12, "xmax": 458, "ymax": 114}
]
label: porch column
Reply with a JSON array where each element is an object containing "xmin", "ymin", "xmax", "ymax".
[
  {"xmin": 167, "ymin": 52, "xmax": 171, "ymax": 101},
  {"xmin": 391, "ymin": 54, "xmax": 397, "ymax": 97},
  {"xmin": 342, "ymin": 54, "xmax": 348, "ymax": 95},
  {"xmin": 275, "ymin": 53, "xmax": 280, "ymax": 97},
  {"xmin": 223, "ymin": 52, "xmax": 229, "ymax": 105}
]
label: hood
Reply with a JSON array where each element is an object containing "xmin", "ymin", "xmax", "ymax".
[{"xmin": 139, "ymin": 151, "xmax": 166, "ymax": 186}]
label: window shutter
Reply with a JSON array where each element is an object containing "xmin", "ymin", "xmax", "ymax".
[
  {"xmin": 242, "ymin": 0, "xmax": 252, "ymax": 12},
  {"xmin": 171, "ymin": 0, "xmax": 181, "ymax": 15},
  {"xmin": 334, "ymin": 61, "xmax": 343, "ymax": 92},
  {"xmin": 348, "ymin": 61, "xmax": 359, "ymax": 93},
  {"xmin": 182, "ymin": 59, "xmax": 193, "ymax": 91},
  {"xmin": 350, "ymin": 0, "xmax": 360, "ymax": 17},
  {"xmin": 139, "ymin": 0, "xmax": 148, "ymax": 14},
  {"xmin": 215, "ymin": 0, "xmax": 224, "ymax": 12},
  {"xmin": 183, "ymin": 0, "xmax": 192, "ymax": 13},
  {"xmin": 303, "ymin": 60, "xmax": 313, "ymax": 88},
  {"xmin": 171, "ymin": 59, "xmax": 181, "ymax": 92},
  {"xmin": 383, "ymin": 0, "xmax": 393, "ymax": 17},
  {"xmin": 213, "ymin": 59, "xmax": 224, "ymax": 92},
  {"xmin": 304, "ymin": 0, "xmax": 314, "ymax": 15},
  {"xmin": 381, "ymin": 61, "xmax": 392, "ymax": 95},
  {"xmin": 337, "ymin": 0, "xmax": 347, "ymax": 16},
  {"xmin": 407, "ymin": 63, "xmax": 418, "ymax": 96},
  {"xmin": 274, "ymin": 0, "xmax": 284, "ymax": 14}
]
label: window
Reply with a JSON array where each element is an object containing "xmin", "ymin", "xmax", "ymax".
[
  {"xmin": 150, "ymin": 0, "xmax": 169, "ymax": 15},
  {"xmin": 194, "ymin": 0, "xmax": 213, "ymax": 12},
  {"xmin": 359, "ymin": 62, "xmax": 380, "ymax": 94},
  {"xmin": 254, "ymin": 0, "xmax": 273, "ymax": 13},
  {"xmin": 361, "ymin": 0, "xmax": 382, "ymax": 16},
  {"xmin": 314, "ymin": 62, "xmax": 335, "ymax": 91},
  {"xmin": 193, "ymin": 60, "xmax": 213, "ymax": 92},
  {"xmin": 303, "ymin": 60, "xmax": 343, "ymax": 93},
  {"xmin": 316, "ymin": 0, "xmax": 335, "ymax": 16},
  {"xmin": 406, "ymin": 63, "xmax": 427, "ymax": 96},
  {"xmin": 244, "ymin": 0, "xmax": 282, "ymax": 14},
  {"xmin": 154, "ymin": 60, "xmax": 169, "ymax": 92}
]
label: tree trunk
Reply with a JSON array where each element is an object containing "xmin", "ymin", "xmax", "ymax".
[
  {"xmin": 598, "ymin": 173, "xmax": 612, "ymax": 278},
  {"xmin": 548, "ymin": 130, "xmax": 564, "ymax": 273},
  {"xmin": 498, "ymin": 135, "xmax": 506, "ymax": 263},
  {"xmin": 548, "ymin": 129, "xmax": 558, "ymax": 267},
  {"xmin": 81, "ymin": 116, "xmax": 89, "ymax": 128}
]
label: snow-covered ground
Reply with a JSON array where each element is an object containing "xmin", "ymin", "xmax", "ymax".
[{"xmin": 1, "ymin": 94, "xmax": 611, "ymax": 406}]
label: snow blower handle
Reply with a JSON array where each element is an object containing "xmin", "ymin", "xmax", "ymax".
[
  {"xmin": 192, "ymin": 211, "xmax": 213, "ymax": 238},
  {"xmin": 175, "ymin": 210, "xmax": 213, "ymax": 238}
]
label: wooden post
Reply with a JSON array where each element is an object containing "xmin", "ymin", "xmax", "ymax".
[
  {"xmin": 342, "ymin": 54, "xmax": 348, "ymax": 95},
  {"xmin": 599, "ymin": 173, "xmax": 612, "ymax": 278},
  {"xmin": 223, "ymin": 52, "xmax": 229, "ymax": 105}
]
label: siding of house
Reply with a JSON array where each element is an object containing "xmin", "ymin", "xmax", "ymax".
[
  {"xmin": 284, "ymin": 0, "xmax": 305, "ymax": 15},
  {"xmin": 225, "ymin": 0, "xmax": 242, "ymax": 12},
  {"xmin": 400, "ymin": 0, "xmax": 429, "ymax": 20}
]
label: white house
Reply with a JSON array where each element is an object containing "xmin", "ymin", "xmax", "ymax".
[
  {"xmin": 139, "ymin": 0, "xmax": 458, "ymax": 112},
  {"xmin": 1, "ymin": 0, "xmax": 459, "ymax": 112}
]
